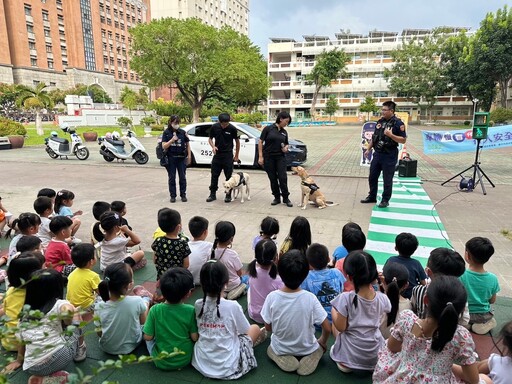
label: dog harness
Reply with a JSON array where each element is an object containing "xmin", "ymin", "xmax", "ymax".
[
  {"xmin": 302, "ymin": 181, "xmax": 319, "ymax": 195},
  {"xmin": 236, "ymin": 172, "xmax": 246, "ymax": 187}
]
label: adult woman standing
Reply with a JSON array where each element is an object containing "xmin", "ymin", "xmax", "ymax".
[
  {"xmin": 258, "ymin": 111, "xmax": 293, "ymax": 207},
  {"xmin": 162, "ymin": 116, "xmax": 191, "ymax": 203}
]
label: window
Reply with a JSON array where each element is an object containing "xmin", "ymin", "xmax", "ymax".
[
  {"xmin": 47, "ymin": 60, "xmax": 54, "ymax": 69},
  {"xmin": 343, "ymin": 108, "xmax": 357, "ymax": 116},
  {"xmin": 80, "ymin": 0, "xmax": 97, "ymax": 70},
  {"xmin": 42, "ymin": 11, "xmax": 49, "ymax": 21},
  {"xmin": 58, "ymin": 15, "xmax": 64, "ymax": 23},
  {"xmin": 27, "ymin": 24, "xmax": 34, "ymax": 33},
  {"xmin": 44, "ymin": 28, "xmax": 51, "ymax": 37},
  {"xmin": 50, "ymin": 82, "xmax": 56, "ymax": 86},
  {"xmin": 29, "ymin": 41, "xmax": 36, "ymax": 49},
  {"xmin": 46, "ymin": 44, "xmax": 52, "ymax": 52},
  {"xmin": 31, "ymin": 58, "xmax": 37, "ymax": 66},
  {"xmin": 24, "ymin": 4, "xmax": 32, "ymax": 16}
]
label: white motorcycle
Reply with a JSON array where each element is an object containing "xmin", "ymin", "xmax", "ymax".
[
  {"xmin": 98, "ymin": 130, "xmax": 149, "ymax": 164},
  {"xmin": 45, "ymin": 124, "xmax": 90, "ymax": 160}
]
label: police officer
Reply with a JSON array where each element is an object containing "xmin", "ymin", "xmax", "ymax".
[
  {"xmin": 360, "ymin": 101, "xmax": 406, "ymax": 208},
  {"xmin": 206, "ymin": 113, "xmax": 240, "ymax": 203}
]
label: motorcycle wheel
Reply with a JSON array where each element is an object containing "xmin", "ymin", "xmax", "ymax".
[
  {"xmin": 133, "ymin": 151, "xmax": 149, "ymax": 164},
  {"xmin": 46, "ymin": 148, "xmax": 59, "ymax": 159},
  {"xmin": 103, "ymin": 154, "xmax": 115, "ymax": 162},
  {"xmin": 75, "ymin": 147, "xmax": 90, "ymax": 160}
]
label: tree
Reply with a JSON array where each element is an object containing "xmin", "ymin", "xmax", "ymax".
[
  {"xmin": 385, "ymin": 34, "xmax": 449, "ymax": 121},
  {"xmin": 120, "ymin": 86, "xmax": 138, "ymax": 116},
  {"xmin": 359, "ymin": 96, "xmax": 379, "ymax": 121},
  {"xmin": 48, "ymin": 88, "xmax": 67, "ymax": 105},
  {"xmin": 16, "ymin": 83, "xmax": 53, "ymax": 135},
  {"xmin": 324, "ymin": 95, "xmax": 339, "ymax": 120},
  {"xmin": 129, "ymin": 18, "xmax": 267, "ymax": 122},
  {"xmin": 306, "ymin": 49, "xmax": 350, "ymax": 120},
  {"xmin": 0, "ymin": 83, "xmax": 21, "ymax": 118}
]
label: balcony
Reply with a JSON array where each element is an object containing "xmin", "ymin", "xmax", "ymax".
[
  {"xmin": 45, "ymin": 36, "xmax": 53, "ymax": 44},
  {"xmin": 28, "ymin": 32, "xmax": 36, "ymax": 40},
  {"xmin": 29, "ymin": 49, "xmax": 37, "ymax": 56},
  {"xmin": 43, "ymin": 20, "xmax": 51, "ymax": 28},
  {"xmin": 25, "ymin": 15, "xmax": 34, "ymax": 23},
  {"xmin": 268, "ymin": 61, "xmax": 315, "ymax": 72}
]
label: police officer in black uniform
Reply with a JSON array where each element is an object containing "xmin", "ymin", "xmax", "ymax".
[
  {"xmin": 206, "ymin": 113, "xmax": 240, "ymax": 203},
  {"xmin": 360, "ymin": 101, "xmax": 406, "ymax": 208}
]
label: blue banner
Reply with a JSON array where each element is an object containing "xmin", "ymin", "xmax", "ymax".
[{"xmin": 422, "ymin": 125, "xmax": 512, "ymax": 154}]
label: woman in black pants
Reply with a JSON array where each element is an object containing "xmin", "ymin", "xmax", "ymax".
[{"xmin": 258, "ymin": 111, "xmax": 293, "ymax": 207}]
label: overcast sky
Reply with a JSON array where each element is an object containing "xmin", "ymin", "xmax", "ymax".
[{"xmin": 249, "ymin": 0, "xmax": 509, "ymax": 56}]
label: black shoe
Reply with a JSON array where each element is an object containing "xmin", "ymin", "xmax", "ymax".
[
  {"xmin": 181, "ymin": 196, "xmax": 187, "ymax": 202},
  {"xmin": 360, "ymin": 196, "xmax": 377, "ymax": 204},
  {"xmin": 206, "ymin": 195, "xmax": 216, "ymax": 202},
  {"xmin": 283, "ymin": 199, "xmax": 293, "ymax": 207},
  {"xmin": 224, "ymin": 195, "xmax": 232, "ymax": 203},
  {"xmin": 378, "ymin": 200, "xmax": 389, "ymax": 208},
  {"xmin": 170, "ymin": 197, "xmax": 176, "ymax": 203},
  {"xmin": 271, "ymin": 198, "xmax": 281, "ymax": 206}
]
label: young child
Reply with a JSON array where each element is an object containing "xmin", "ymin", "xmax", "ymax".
[
  {"xmin": 301, "ymin": 243, "xmax": 345, "ymax": 323},
  {"xmin": 94, "ymin": 262, "xmax": 150, "ymax": 355},
  {"xmin": 96, "ymin": 211, "xmax": 146, "ymax": 272},
  {"xmin": 261, "ymin": 249, "xmax": 330, "ymax": 376},
  {"xmin": 330, "ymin": 251, "xmax": 391, "ymax": 372},
  {"xmin": 6, "ymin": 212, "xmax": 41, "ymax": 261},
  {"xmin": 383, "ymin": 232, "xmax": 426, "ymax": 299},
  {"xmin": 331, "ymin": 222, "xmax": 365, "ymax": 264},
  {"xmin": 54, "ymin": 189, "xmax": 82, "ymax": 237},
  {"xmin": 16, "ymin": 235, "xmax": 43, "ymax": 254},
  {"xmin": 151, "ymin": 208, "xmax": 191, "ymax": 280},
  {"xmin": 111, "ymin": 200, "xmax": 132, "ymax": 230},
  {"xmin": 37, "ymin": 188, "xmax": 56, "ymax": 203},
  {"xmin": 252, "ymin": 216, "xmax": 279, "ymax": 250},
  {"xmin": 5, "ymin": 269, "xmax": 86, "ymax": 381},
  {"xmin": 379, "ymin": 262, "xmax": 411, "ymax": 339},
  {"xmin": 91, "ymin": 201, "xmax": 111, "ymax": 250},
  {"xmin": 210, "ymin": 221, "xmax": 246, "ymax": 300},
  {"xmin": 33, "ymin": 196, "xmax": 54, "ymax": 250},
  {"xmin": 411, "ymin": 247, "xmax": 466, "ymax": 321},
  {"xmin": 45, "ymin": 216, "xmax": 76, "ymax": 276},
  {"xmin": 279, "ymin": 216, "xmax": 311, "ymax": 258},
  {"xmin": 192, "ymin": 260, "xmax": 262, "ymax": 380},
  {"xmin": 144, "ymin": 268, "xmax": 198, "ymax": 370},
  {"xmin": 460, "ymin": 236, "xmax": 500, "ymax": 335},
  {"xmin": 66, "ymin": 243, "xmax": 100, "ymax": 311},
  {"xmin": 187, "ymin": 216, "xmax": 212, "ymax": 285},
  {"xmin": 0, "ymin": 196, "xmax": 15, "ymax": 236},
  {"xmin": 0, "ymin": 252, "xmax": 44, "ymax": 351},
  {"xmin": 247, "ymin": 239, "xmax": 283, "ymax": 323},
  {"xmin": 373, "ymin": 276, "xmax": 481, "ymax": 383}
]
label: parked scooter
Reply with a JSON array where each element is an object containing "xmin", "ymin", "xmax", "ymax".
[
  {"xmin": 98, "ymin": 130, "xmax": 149, "ymax": 164},
  {"xmin": 45, "ymin": 124, "xmax": 90, "ymax": 160}
]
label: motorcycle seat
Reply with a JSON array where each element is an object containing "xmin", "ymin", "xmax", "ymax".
[
  {"xmin": 51, "ymin": 137, "xmax": 68, "ymax": 144},
  {"xmin": 106, "ymin": 138, "xmax": 125, "ymax": 146}
]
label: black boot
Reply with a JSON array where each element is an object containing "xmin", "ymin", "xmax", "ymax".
[
  {"xmin": 224, "ymin": 191, "xmax": 232, "ymax": 203},
  {"xmin": 206, "ymin": 194, "xmax": 216, "ymax": 202}
]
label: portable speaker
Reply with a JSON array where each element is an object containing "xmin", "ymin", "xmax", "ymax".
[{"xmin": 398, "ymin": 159, "xmax": 417, "ymax": 177}]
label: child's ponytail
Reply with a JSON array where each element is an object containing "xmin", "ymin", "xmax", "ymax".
[
  {"xmin": 432, "ymin": 302, "xmax": 459, "ymax": 352},
  {"xmin": 210, "ymin": 238, "xmax": 219, "ymax": 260},
  {"xmin": 198, "ymin": 261, "xmax": 229, "ymax": 318},
  {"xmin": 92, "ymin": 222, "xmax": 105, "ymax": 242},
  {"xmin": 383, "ymin": 262, "xmax": 409, "ymax": 326},
  {"xmin": 344, "ymin": 250, "xmax": 379, "ymax": 309},
  {"xmin": 250, "ymin": 239, "xmax": 278, "ymax": 279}
]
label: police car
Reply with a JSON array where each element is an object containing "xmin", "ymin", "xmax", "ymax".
[{"xmin": 182, "ymin": 122, "xmax": 307, "ymax": 168}]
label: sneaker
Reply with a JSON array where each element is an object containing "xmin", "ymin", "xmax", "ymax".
[
  {"xmin": 472, "ymin": 317, "xmax": 497, "ymax": 335},
  {"xmin": 267, "ymin": 345, "xmax": 300, "ymax": 372},
  {"xmin": 253, "ymin": 327, "xmax": 268, "ymax": 347},
  {"xmin": 283, "ymin": 199, "xmax": 293, "ymax": 207},
  {"xmin": 132, "ymin": 285, "xmax": 154, "ymax": 300},
  {"xmin": 226, "ymin": 283, "xmax": 247, "ymax": 300},
  {"xmin": 74, "ymin": 342, "xmax": 87, "ymax": 362},
  {"xmin": 297, "ymin": 346, "xmax": 324, "ymax": 376},
  {"xmin": 378, "ymin": 200, "xmax": 389, "ymax": 208},
  {"xmin": 170, "ymin": 197, "xmax": 176, "ymax": 203},
  {"xmin": 28, "ymin": 371, "xmax": 69, "ymax": 384},
  {"xmin": 181, "ymin": 196, "xmax": 188, "ymax": 202},
  {"xmin": 360, "ymin": 196, "xmax": 377, "ymax": 204},
  {"xmin": 206, "ymin": 194, "xmax": 216, "ymax": 202},
  {"xmin": 336, "ymin": 362, "xmax": 353, "ymax": 373},
  {"xmin": 271, "ymin": 198, "xmax": 281, "ymax": 205}
]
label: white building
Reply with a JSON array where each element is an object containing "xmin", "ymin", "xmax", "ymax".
[
  {"xmin": 267, "ymin": 28, "xmax": 473, "ymax": 123},
  {"xmin": 150, "ymin": 0, "xmax": 249, "ymax": 35}
]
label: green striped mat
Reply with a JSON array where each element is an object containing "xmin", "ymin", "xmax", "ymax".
[{"xmin": 366, "ymin": 175, "xmax": 452, "ymax": 267}]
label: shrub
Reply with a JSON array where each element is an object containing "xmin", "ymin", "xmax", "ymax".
[
  {"xmin": 490, "ymin": 107, "xmax": 512, "ymax": 124},
  {"xmin": 0, "ymin": 117, "xmax": 27, "ymax": 136},
  {"xmin": 463, "ymin": 120, "xmax": 471, "ymax": 126},
  {"xmin": 161, "ymin": 116, "xmax": 170, "ymax": 126},
  {"xmin": 117, "ymin": 116, "xmax": 132, "ymax": 128},
  {"xmin": 140, "ymin": 116, "xmax": 156, "ymax": 126},
  {"xmin": 150, "ymin": 124, "xmax": 164, "ymax": 132}
]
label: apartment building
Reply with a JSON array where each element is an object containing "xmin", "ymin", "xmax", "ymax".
[
  {"xmin": 268, "ymin": 29, "xmax": 473, "ymax": 123},
  {"xmin": 0, "ymin": 0, "xmax": 150, "ymax": 101}
]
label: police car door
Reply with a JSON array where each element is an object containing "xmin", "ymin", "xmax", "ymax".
[{"xmin": 236, "ymin": 128, "xmax": 257, "ymax": 166}]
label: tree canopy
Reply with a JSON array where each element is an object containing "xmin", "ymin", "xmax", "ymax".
[
  {"xmin": 324, "ymin": 95, "xmax": 339, "ymax": 119},
  {"xmin": 359, "ymin": 96, "xmax": 379, "ymax": 121},
  {"xmin": 129, "ymin": 18, "xmax": 268, "ymax": 121},
  {"xmin": 16, "ymin": 83, "xmax": 53, "ymax": 135}
]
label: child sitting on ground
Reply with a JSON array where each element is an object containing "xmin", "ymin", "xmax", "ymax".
[
  {"xmin": 192, "ymin": 261, "xmax": 263, "ymax": 380},
  {"xmin": 33, "ymin": 196, "xmax": 53, "ymax": 251},
  {"xmin": 262, "ymin": 250, "xmax": 330, "ymax": 376},
  {"xmin": 16, "ymin": 235, "xmax": 43, "ymax": 255},
  {"xmin": 144, "ymin": 268, "xmax": 198, "ymax": 370},
  {"xmin": 301, "ymin": 243, "xmax": 345, "ymax": 323},
  {"xmin": 187, "ymin": 216, "xmax": 212, "ymax": 285},
  {"xmin": 37, "ymin": 188, "xmax": 56, "ymax": 203},
  {"xmin": 94, "ymin": 262, "xmax": 150, "ymax": 355},
  {"xmin": 460, "ymin": 236, "xmax": 500, "ymax": 335},
  {"xmin": 66, "ymin": 244, "xmax": 100, "ymax": 311},
  {"xmin": 252, "ymin": 216, "xmax": 279, "ymax": 249},
  {"xmin": 111, "ymin": 200, "xmax": 132, "ymax": 230},
  {"xmin": 379, "ymin": 262, "xmax": 411, "ymax": 339},
  {"xmin": 331, "ymin": 222, "xmax": 364, "ymax": 265},
  {"xmin": 210, "ymin": 221, "xmax": 246, "ymax": 300},
  {"xmin": 247, "ymin": 239, "xmax": 283, "ymax": 323},
  {"xmin": 330, "ymin": 251, "xmax": 391, "ymax": 373},
  {"xmin": 7, "ymin": 213, "xmax": 41, "ymax": 261},
  {"xmin": 96, "ymin": 211, "xmax": 146, "ymax": 272},
  {"xmin": 54, "ymin": 189, "xmax": 82, "ymax": 238},
  {"xmin": 151, "ymin": 208, "xmax": 191, "ymax": 280},
  {"xmin": 279, "ymin": 216, "xmax": 311, "ymax": 259},
  {"xmin": 383, "ymin": 232, "xmax": 426, "ymax": 299},
  {"xmin": 45, "ymin": 216, "xmax": 76, "ymax": 276},
  {"xmin": 334, "ymin": 224, "xmax": 366, "ymax": 292},
  {"xmin": 91, "ymin": 201, "xmax": 111, "ymax": 257}
]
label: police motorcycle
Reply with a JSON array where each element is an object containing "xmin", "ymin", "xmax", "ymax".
[
  {"xmin": 98, "ymin": 129, "xmax": 149, "ymax": 164},
  {"xmin": 44, "ymin": 123, "xmax": 90, "ymax": 160}
]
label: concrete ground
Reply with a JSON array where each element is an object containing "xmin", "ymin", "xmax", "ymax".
[{"xmin": 0, "ymin": 123, "xmax": 511, "ymax": 297}]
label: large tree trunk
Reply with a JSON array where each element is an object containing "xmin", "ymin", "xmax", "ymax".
[
  {"xmin": 309, "ymin": 85, "xmax": 321, "ymax": 121},
  {"xmin": 499, "ymin": 79, "xmax": 508, "ymax": 108},
  {"xmin": 36, "ymin": 111, "xmax": 43, "ymax": 135},
  {"xmin": 192, "ymin": 105, "xmax": 201, "ymax": 123}
]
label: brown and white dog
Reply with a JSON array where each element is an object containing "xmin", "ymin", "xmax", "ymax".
[
  {"xmin": 223, "ymin": 172, "xmax": 251, "ymax": 203},
  {"xmin": 291, "ymin": 166, "xmax": 338, "ymax": 210}
]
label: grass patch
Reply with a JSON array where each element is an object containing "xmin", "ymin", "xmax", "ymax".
[
  {"xmin": 500, "ymin": 229, "xmax": 512, "ymax": 241},
  {"xmin": 23, "ymin": 125, "xmax": 160, "ymax": 146}
]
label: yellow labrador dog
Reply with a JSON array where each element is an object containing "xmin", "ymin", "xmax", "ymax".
[
  {"xmin": 223, "ymin": 172, "xmax": 251, "ymax": 203},
  {"xmin": 291, "ymin": 166, "xmax": 338, "ymax": 210}
]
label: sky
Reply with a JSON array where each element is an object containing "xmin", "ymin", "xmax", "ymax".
[{"xmin": 249, "ymin": 0, "xmax": 509, "ymax": 56}]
